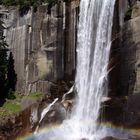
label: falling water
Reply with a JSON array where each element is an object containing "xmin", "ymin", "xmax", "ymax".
[
  {"xmin": 29, "ymin": 0, "xmax": 116, "ymax": 140},
  {"xmin": 69, "ymin": 0, "xmax": 116, "ymax": 137}
]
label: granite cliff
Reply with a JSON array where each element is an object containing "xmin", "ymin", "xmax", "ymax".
[
  {"xmin": 1, "ymin": 0, "xmax": 139, "ymax": 97},
  {"xmin": 0, "ymin": 0, "xmax": 79, "ymax": 95}
]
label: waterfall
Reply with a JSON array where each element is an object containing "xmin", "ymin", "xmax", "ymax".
[
  {"xmin": 31, "ymin": 0, "xmax": 116, "ymax": 140},
  {"xmin": 69, "ymin": 0, "xmax": 116, "ymax": 137}
]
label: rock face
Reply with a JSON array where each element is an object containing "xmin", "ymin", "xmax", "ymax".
[
  {"xmin": 0, "ymin": 0, "xmax": 79, "ymax": 94},
  {"xmin": 119, "ymin": 0, "xmax": 140, "ymax": 96},
  {"xmin": 1, "ymin": 0, "xmax": 139, "ymax": 97},
  {"xmin": 107, "ymin": 0, "xmax": 140, "ymax": 127},
  {"xmin": 109, "ymin": 0, "xmax": 140, "ymax": 96}
]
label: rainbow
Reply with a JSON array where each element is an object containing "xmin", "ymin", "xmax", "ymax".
[{"xmin": 17, "ymin": 123, "xmax": 140, "ymax": 140}]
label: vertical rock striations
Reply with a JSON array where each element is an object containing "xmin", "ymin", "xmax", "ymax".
[{"xmin": 0, "ymin": 0, "xmax": 79, "ymax": 94}]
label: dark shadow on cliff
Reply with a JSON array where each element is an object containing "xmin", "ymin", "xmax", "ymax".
[
  {"xmin": 109, "ymin": 23, "xmax": 136, "ymax": 97},
  {"xmin": 19, "ymin": 6, "xmax": 30, "ymax": 17},
  {"xmin": 105, "ymin": 19, "xmax": 137, "ymax": 126},
  {"xmin": 101, "ymin": 0, "xmax": 138, "ymax": 126},
  {"xmin": 108, "ymin": 0, "xmax": 136, "ymax": 97}
]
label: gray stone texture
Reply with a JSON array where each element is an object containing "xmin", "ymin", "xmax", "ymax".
[
  {"xmin": 0, "ymin": 0, "xmax": 79, "ymax": 94},
  {"xmin": 109, "ymin": 0, "xmax": 140, "ymax": 96}
]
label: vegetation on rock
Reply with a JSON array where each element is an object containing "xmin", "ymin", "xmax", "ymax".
[
  {"xmin": 0, "ymin": 91, "xmax": 44, "ymax": 121},
  {"xmin": 0, "ymin": 93, "xmax": 22, "ymax": 119},
  {"xmin": 6, "ymin": 52, "xmax": 17, "ymax": 99},
  {"xmin": 0, "ymin": 20, "xmax": 17, "ymax": 104},
  {"xmin": 28, "ymin": 92, "xmax": 44, "ymax": 100},
  {"xmin": 0, "ymin": 20, "xmax": 8, "ymax": 104},
  {"xmin": 0, "ymin": 0, "xmax": 66, "ymax": 11}
]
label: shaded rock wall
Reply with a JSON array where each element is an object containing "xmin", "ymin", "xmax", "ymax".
[
  {"xmin": 0, "ymin": 0, "xmax": 79, "ymax": 94},
  {"xmin": 106, "ymin": 0, "xmax": 140, "ymax": 127},
  {"xmin": 109, "ymin": 0, "xmax": 140, "ymax": 96},
  {"xmin": 109, "ymin": 0, "xmax": 129, "ymax": 96},
  {"xmin": 118, "ymin": 0, "xmax": 140, "ymax": 96}
]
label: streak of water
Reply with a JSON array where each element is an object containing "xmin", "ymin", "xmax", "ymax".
[
  {"xmin": 39, "ymin": 98, "xmax": 58, "ymax": 124},
  {"xmin": 61, "ymin": 85, "xmax": 74, "ymax": 103}
]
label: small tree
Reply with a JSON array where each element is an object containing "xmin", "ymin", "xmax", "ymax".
[
  {"xmin": 0, "ymin": 20, "xmax": 8, "ymax": 104},
  {"xmin": 6, "ymin": 52, "xmax": 17, "ymax": 99}
]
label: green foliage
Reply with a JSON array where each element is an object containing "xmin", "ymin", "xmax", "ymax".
[
  {"xmin": 1, "ymin": 0, "xmax": 70, "ymax": 14},
  {"xmin": 1, "ymin": 0, "xmax": 17, "ymax": 6},
  {"xmin": 7, "ymin": 89, "xmax": 16, "ymax": 100},
  {"xmin": 1, "ymin": 0, "xmax": 57, "ymax": 7},
  {"xmin": 0, "ymin": 20, "xmax": 8, "ymax": 103},
  {"xmin": 28, "ymin": 92, "xmax": 44, "ymax": 100},
  {"xmin": 43, "ymin": 0, "xmax": 57, "ymax": 5},
  {"xmin": 0, "ymin": 99, "xmax": 21, "ymax": 119},
  {"xmin": 3, "ymin": 101, "xmax": 21, "ymax": 113},
  {"xmin": 0, "ymin": 20, "xmax": 17, "ymax": 104}
]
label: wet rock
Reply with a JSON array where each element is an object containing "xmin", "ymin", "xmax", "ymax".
[
  {"xmin": 38, "ymin": 102, "xmax": 67, "ymax": 128},
  {"xmin": 101, "ymin": 137, "xmax": 119, "ymax": 140}
]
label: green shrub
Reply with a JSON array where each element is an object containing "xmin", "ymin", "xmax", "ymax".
[
  {"xmin": 3, "ymin": 101, "xmax": 21, "ymax": 113},
  {"xmin": 0, "ymin": 100, "xmax": 21, "ymax": 119},
  {"xmin": 1, "ymin": 0, "xmax": 17, "ymax": 6},
  {"xmin": 7, "ymin": 89, "xmax": 16, "ymax": 100}
]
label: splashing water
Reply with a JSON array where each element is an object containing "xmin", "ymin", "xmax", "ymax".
[
  {"xmin": 39, "ymin": 98, "xmax": 58, "ymax": 124},
  {"xmin": 27, "ymin": 0, "xmax": 116, "ymax": 139}
]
